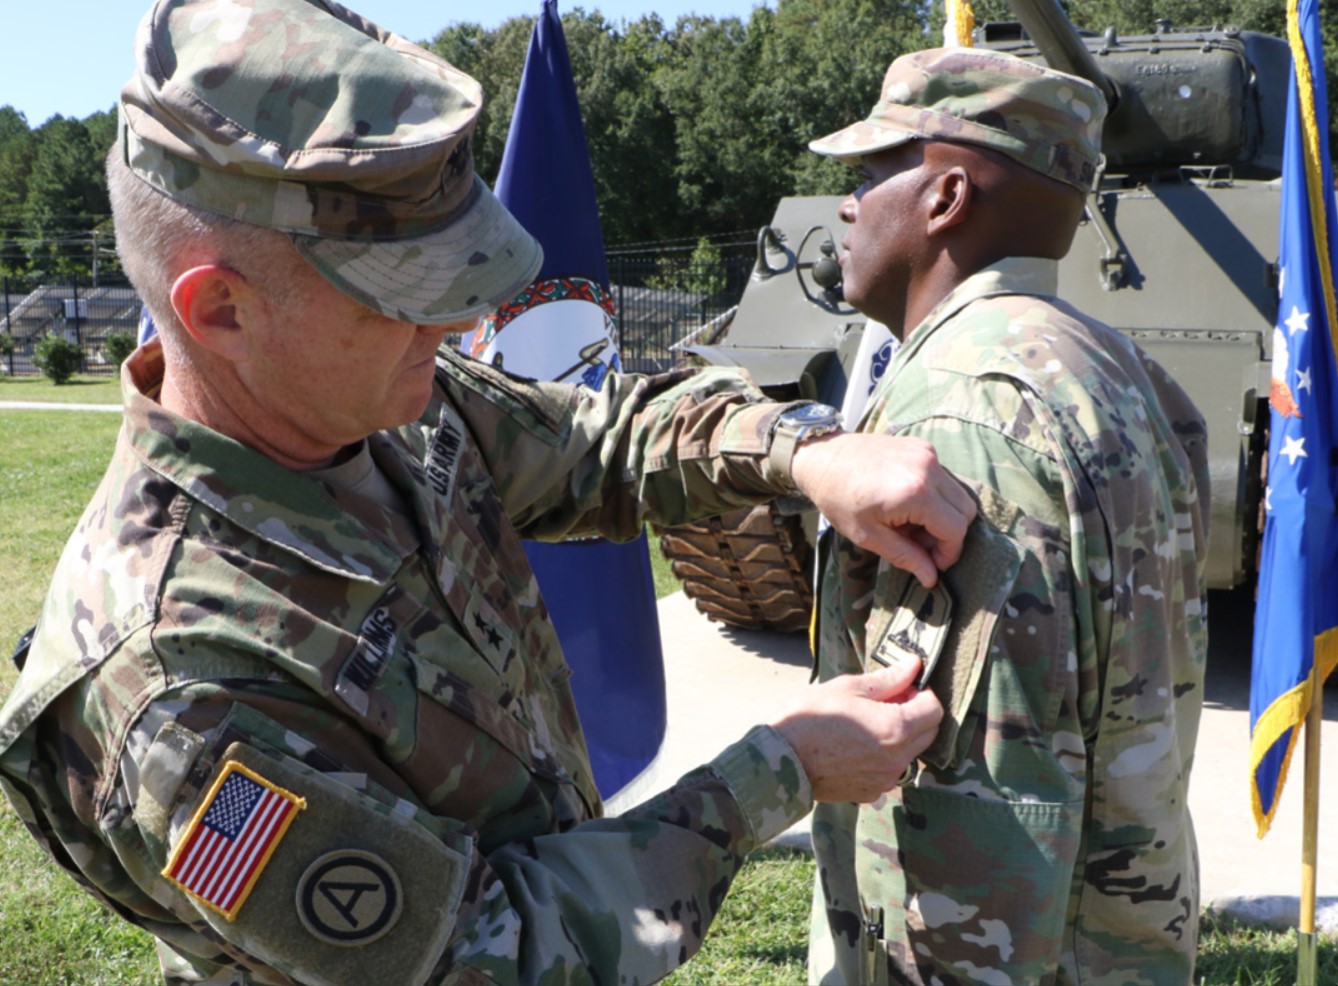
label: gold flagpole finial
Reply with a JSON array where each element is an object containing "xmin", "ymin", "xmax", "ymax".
[{"xmin": 944, "ymin": 0, "xmax": 975, "ymax": 48}]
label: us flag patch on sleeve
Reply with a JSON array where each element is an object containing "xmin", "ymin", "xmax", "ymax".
[{"xmin": 163, "ymin": 760, "xmax": 306, "ymax": 920}]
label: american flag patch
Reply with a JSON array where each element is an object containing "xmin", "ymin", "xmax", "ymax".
[{"xmin": 163, "ymin": 761, "xmax": 305, "ymax": 920}]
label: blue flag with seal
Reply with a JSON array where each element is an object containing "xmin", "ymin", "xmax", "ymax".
[
  {"xmin": 464, "ymin": 0, "xmax": 667, "ymax": 799},
  {"xmin": 1249, "ymin": 0, "xmax": 1338, "ymax": 838}
]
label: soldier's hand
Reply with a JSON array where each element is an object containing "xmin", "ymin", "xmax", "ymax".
[
  {"xmin": 790, "ymin": 432, "xmax": 974, "ymax": 588},
  {"xmin": 771, "ymin": 660, "xmax": 943, "ymax": 804}
]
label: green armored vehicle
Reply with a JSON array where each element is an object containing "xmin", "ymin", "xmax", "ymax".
[{"xmin": 658, "ymin": 0, "xmax": 1287, "ymax": 632}]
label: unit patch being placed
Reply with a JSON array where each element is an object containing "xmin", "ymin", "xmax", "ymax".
[
  {"xmin": 163, "ymin": 760, "xmax": 306, "ymax": 920},
  {"xmin": 866, "ymin": 570, "xmax": 953, "ymax": 688},
  {"xmin": 296, "ymin": 850, "xmax": 403, "ymax": 946}
]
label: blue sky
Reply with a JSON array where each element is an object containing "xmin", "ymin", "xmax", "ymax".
[{"xmin": 3, "ymin": 0, "xmax": 769, "ymax": 127}]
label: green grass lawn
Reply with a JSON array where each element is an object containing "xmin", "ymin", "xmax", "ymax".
[
  {"xmin": 0, "ymin": 373, "xmax": 122, "ymax": 404},
  {"xmin": 0, "ymin": 409, "xmax": 159, "ymax": 985},
  {"xmin": 0, "ymin": 405, "xmax": 1333, "ymax": 985}
]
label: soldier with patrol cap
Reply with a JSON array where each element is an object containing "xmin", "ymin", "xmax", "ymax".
[
  {"xmin": 805, "ymin": 47, "xmax": 1211, "ymax": 984},
  {"xmin": 0, "ymin": 2, "xmax": 980, "ymax": 984}
]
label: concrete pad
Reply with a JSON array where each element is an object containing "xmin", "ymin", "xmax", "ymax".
[{"xmin": 610, "ymin": 589, "xmax": 1338, "ymax": 933}]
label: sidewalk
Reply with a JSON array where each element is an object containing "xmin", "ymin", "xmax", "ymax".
[{"xmin": 609, "ymin": 590, "xmax": 1338, "ymax": 934}]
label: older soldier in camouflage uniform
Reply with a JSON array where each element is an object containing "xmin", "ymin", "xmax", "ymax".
[
  {"xmin": 0, "ymin": 3, "xmax": 982, "ymax": 985},
  {"xmin": 805, "ymin": 48, "xmax": 1211, "ymax": 985}
]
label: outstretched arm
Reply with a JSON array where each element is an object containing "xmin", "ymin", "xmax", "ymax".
[{"xmin": 792, "ymin": 432, "xmax": 975, "ymax": 588}]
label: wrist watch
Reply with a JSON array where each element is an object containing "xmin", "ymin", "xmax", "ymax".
[{"xmin": 768, "ymin": 402, "xmax": 845, "ymax": 491}]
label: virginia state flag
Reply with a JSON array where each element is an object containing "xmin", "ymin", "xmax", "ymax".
[
  {"xmin": 466, "ymin": 0, "xmax": 667, "ymax": 799},
  {"xmin": 1249, "ymin": 0, "xmax": 1338, "ymax": 837}
]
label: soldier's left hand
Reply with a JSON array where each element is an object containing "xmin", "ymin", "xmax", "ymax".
[{"xmin": 790, "ymin": 432, "xmax": 974, "ymax": 587}]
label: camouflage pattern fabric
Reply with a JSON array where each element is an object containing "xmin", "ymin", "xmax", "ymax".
[
  {"xmin": 120, "ymin": 0, "xmax": 541, "ymax": 324},
  {"xmin": 0, "ymin": 342, "xmax": 819, "ymax": 985},
  {"xmin": 809, "ymin": 259, "xmax": 1210, "ymax": 985},
  {"xmin": 808, "ymin": 47, "xmax": 1106, "ymax": 194}
]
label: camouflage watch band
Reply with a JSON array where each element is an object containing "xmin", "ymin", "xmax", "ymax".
[{"xmin": 767, "ymin": 402, "xmax": 845, "ymax": 492}]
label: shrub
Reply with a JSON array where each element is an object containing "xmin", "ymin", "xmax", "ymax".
[
  {"xmin": 103, "ymin": 331, "xmax": 137, "ymax": 369},
  {"xmin": 32, "ymin": 333, "xmax": 83, "ymax": 385},
  {"xmin": 645, "ymin": 237, "xmax": 727, "ymax": 299}
]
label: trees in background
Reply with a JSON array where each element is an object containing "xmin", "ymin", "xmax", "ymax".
[
  {"xmin": 0, "ymin": 0, "xmax": 1329, "ymax": 279},
  {"xmin": 429, "ymin": 0, "xmax": 927, "ymax": 245},
  {"xmin": 0, "ymin": 108, "xmax": 116, "ymax": 279}
]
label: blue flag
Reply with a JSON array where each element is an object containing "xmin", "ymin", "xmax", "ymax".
[
  {"xmin": 466, "ymin": 0, "xmax": 667, "ymax": 799},
  {"xmin": 1249, "ymin": 0, "xmax": 1338, "ymax": 837}
]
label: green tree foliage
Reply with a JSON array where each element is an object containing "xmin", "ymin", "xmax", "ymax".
[
  {"xmin": 102, "ymin": 330, "xmax": 137, "ymax": 369},
  {"xmin": 0, "ymin": 107, "xmax": 115, "ymax": 279},
  {"xmin": 0, "ymin": 107, "xmax": 37, "ymax": 278},
  {"xmin": 32, "ymin": 333, "xmax": 82, "ymax": 385},
  {"xmin": 439, "ymin": 0, "xmax": 1324, "ymax": 243},
  {"xmin": 563, "ymin": 13, "xmax": 679, "ymax": 245},
  {"xmin": 645, "ymin": 237, "xmax": 729, "ymax": 297},
  {"xmin": 752, "ymin": 0, "xmax": 929, "ymax": 197},
  {"xmin": 429, "ymin": 9, "xmax": 679, "ymax": 245},
  {"xmin": 24, "ymin": 116, "xmax": 111, "ymax": 277},
  {"xmin": 0, "ymin": 1, "xmax": 1331, "ymax": 262}
]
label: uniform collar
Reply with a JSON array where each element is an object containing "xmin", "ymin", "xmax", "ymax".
[
  {"xmin": 120, "ymin": 341, "xmax": 419, "ymax": 583},
  {"xmin": 902, "ymin": 257, "xmax": 1060, "ymax": 352},
  {"xmin": 859, "ymin": 258, "xmax": 1060, "ymax": 424}
]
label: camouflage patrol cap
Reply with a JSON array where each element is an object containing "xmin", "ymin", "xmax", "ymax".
[
  {"xmin": 119, "ymin": 0, "xmax": 542, "ymax": 324},
  {"xmin": 809, "ymin": 47, "xmax": 1106, "ymax": 193}
]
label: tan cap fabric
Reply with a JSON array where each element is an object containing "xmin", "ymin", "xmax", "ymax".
[
  {"xmin": 809, "ymin": 47, "xmax": 1106, "ymax": 192},
  {"xmin": 119, "ymin": 0, "xmax": 542, "ymax": 324}
]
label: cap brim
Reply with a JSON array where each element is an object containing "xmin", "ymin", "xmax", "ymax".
[
  {"xmin": 808, "ymin": 122, "xmax": 917, "ymax": 166},
  {"xmin": 293, "ymin": 177, "xmax": 543, "ymax": 325}
]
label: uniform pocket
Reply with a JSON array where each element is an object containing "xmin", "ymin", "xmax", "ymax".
[{"xmin": 861, "ymin": 785, "xmax": 1083, "ymax": 984}]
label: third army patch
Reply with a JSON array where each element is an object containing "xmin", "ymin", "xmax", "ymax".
[{"xmin": 296, "ymin": 850, "xmax": 403, "ymax": 946}]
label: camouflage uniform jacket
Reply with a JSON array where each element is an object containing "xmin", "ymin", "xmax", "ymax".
[
  {"xmin": 0, "ymin": 341, "xmax": 816, "ymax": 986},
  {"xmin": 809, "ymin": 259, "xmax": 1210, "ymax": 986}
]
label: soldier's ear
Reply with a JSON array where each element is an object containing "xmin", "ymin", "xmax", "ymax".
[
  {"xmin": 926, "ymin": 167, "xmax": 972, "ymax": 237},
  {"xmin": 170, "ymin": 265, "xmax": 256, "ymax": 362}
]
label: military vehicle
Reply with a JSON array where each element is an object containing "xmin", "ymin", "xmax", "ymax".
[{"xmin": 656, "ymin": 0, "xmax": 1287, "ymax": 633}]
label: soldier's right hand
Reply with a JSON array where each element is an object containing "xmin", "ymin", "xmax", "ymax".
[{"xmin": 771, "ymin": 658, "xmax": 943, "ymax": 804}]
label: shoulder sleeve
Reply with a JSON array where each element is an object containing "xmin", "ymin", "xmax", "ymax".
[
  {"xmin": 432, "ymin": 351, "xmax": 805, "ymax": 540},
  {"xmin": 865, "ymin": 363, "xmax": 1107, "ymax": 746},
  {"xmin": 89, "ymin": 685, "xmax": 809, "ymax": 986}
]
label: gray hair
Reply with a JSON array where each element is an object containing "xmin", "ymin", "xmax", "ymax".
[{"xmin": 107, "ymin": 145, "xmax": 297, "ymax": 344}]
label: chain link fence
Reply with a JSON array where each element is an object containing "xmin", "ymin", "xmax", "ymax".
[
  {"xmin": 606, "ymin": 241, "xmax": 755, "ymax": 374},
  {"xmin": 0, "ymin": 241, "xmax": 758, "ymax": 379},
  {"xmin": 0, "ymin": 275, "xmax": 140, "ymax": 378}
]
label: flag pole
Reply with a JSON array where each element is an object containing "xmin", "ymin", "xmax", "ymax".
[{"xmin": 1298, "ymin": 679, "xmax": 1323, "ymax": 980}]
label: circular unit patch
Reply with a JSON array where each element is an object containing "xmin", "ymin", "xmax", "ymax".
[{"xmin": 296, "ymin": 850, "xmax": 403, "ymax": 946}]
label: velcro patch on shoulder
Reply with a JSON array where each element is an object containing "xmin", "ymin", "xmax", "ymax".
[
  {"xmin": 865, "ymin": 513, "xmax": 1024, "ymax": 771},
  {"xmin": 169, "ymin": 741, "xmax": 473, "ymax": 986},
  {"xmin": 926, "ymin": 517, "xmax": 1025, "ymax": 769}
]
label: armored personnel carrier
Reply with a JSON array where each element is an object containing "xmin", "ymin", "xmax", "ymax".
[{"xmin": 657, "ymin": 0, "xmax": 1287, "ymax": 632}]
